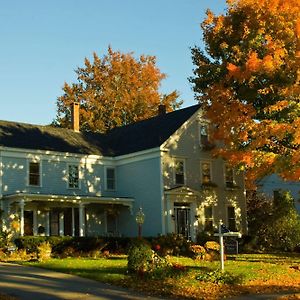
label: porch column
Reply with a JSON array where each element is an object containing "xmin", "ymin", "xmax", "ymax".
[
  {"xmin": 45, "ymin": 211, "xmax": 50, "ymax": 236},
  {"xmin": 19, "ymin": 200, "xmax": 25, "ymax": 236},
  {"xmin": 71, "ymin": 207, "xmax": 75, "ymax": 237},
  {"xmin": 59, "ymin": 212, "xmax": 64, "ymax": 236},
  {"xmin": 33, "ymin": 209, "xmax": 38, "ymax": 236},
  {"xmin": 79, "ymin": 203, "xmax": 85, "ymax": 237}
]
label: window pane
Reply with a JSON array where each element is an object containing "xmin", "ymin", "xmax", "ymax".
[
  {"xmin": 225, "ymin": 164, "xmax": 234, "ymax": 186},
  {"xmin": 106, "ymin": 168, "xmax": 115, "ymax": 190},
  {"xmin": 227, "ymin": 206, "xmax": 236, "ymax": 231},
  {"xmin": 202, "ymin": 162, "xmax": 211, "ymax": 183},
  {"xmin": 200, "ymin": 124, "xmax": 209, "ymax": 144},
  {"xmin": 29, "ymin": 162, "xmax": 40, "ymax": 186},
  {"xmin": 204, "ymin": 206, "xmax": 213, "ymax": 231},
  {"xmin": 175, "ymin": 161, "xmax": 184, "ymax": 185},
  {"xmin": 68, "ymin": 165, "xmax": 79, "ymax": 188}
]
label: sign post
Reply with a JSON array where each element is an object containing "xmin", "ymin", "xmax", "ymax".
[{"xmin": 214, "ymin": 220, "xmax": 241, "ymax": 272}]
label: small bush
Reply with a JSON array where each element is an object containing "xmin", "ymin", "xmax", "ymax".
[
  {"xmin": 189, "ymin": 245, "xmax": 206, "ymax": 260},
  {"xmin": 196, "ymin": 269, "xmax": 243, "ymax": 285},
  {"xmin": 127, "ymin": 240, "xmax": 153, "ymax": 274},
  {"xmin": 151, "ymin": 234, "xmax": 191, "ymax": 256},
  {"xmin": 37, "ymin": 242, "xmax": 52, "ymax": 262},
  {"xmin": 204, "ymin": 241, "xmax": 220, "ymax": 252}
]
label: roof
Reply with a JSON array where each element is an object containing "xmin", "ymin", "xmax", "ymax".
[
  {"xmin": 105, "ymin": 104, "xmax": 200, "ymax": 156},
  {"xmin": 0, "ymin": 104, "xmax": 200, "ymax": 156}
]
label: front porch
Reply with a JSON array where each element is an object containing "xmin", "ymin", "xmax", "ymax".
[{"xmin": 2, "ymin": 193, "xmax": 134, "ymax": 237}]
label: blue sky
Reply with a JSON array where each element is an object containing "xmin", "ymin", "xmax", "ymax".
[{"xmin": 0, "ymin": 0, "xmax": 226, "ymax": 125}]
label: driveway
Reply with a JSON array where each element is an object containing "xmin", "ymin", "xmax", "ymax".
[{"xmin": 0, "ymin": 262, "xmax": 165, "ymax": 300}]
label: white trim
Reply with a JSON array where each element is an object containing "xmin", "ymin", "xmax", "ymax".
[
  {"xmin": 27, "ymin": 159, "xmax": 42, "ymax": 187},
  {"xmin": 159, "ymin": 155, "xmax": 165, "ymax": 235},
  {"xmin": 3, "ymin": 193, "xmax": 134, "ymax": 207},
  {"xmin": 104, "ymin": 166, "xmax": 116, "ymax": 191}
]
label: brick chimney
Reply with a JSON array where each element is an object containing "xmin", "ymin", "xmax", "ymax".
[
  {"xmin": 71, "ymin": 102, "xmax": 80, "ymax": 132},
  {"xmin": 158, "ymin": 104, "xmax": 166, "ymax": 116}
]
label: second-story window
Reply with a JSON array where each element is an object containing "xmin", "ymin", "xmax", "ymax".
[
  {"xmin": 29, "ymin": 162, "xmax": 40, "ymax": 186},
  {"xmin": 225, "ymin": 164, "xmax": 234, "ymax": 187},
  {"xmin": 68, "ymin": 165, "xmax": 79, "ymax": 189},
  {"xmin": 201, "ymin": 161, "xmax": 211, "ymax": 184},
  {"xmin": 174, "ymin": 160, "xmax": 185, "ymax": 185},
  {"xmin": 106, "ymin": 167, "xmax": 116, "ymax": 190}
]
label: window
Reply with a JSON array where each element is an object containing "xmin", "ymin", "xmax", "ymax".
[
  {"xmin": 106, "ymin": 167, "xmax": 116, "ymax": 190},
  {"xmin": 225, "ymin": 164, "xmax": 234, "ymax": 187},
  {"xmin": 201, "ymin": 161, "xmax": 211, "ymax": 184},
  {"xmin": 174, "ymin": 160, "xmax": 185, "ymax": 185},
  {"xmin": 29, "ymin": 162, "xmax": 40, "ymax": 186},
  {"xmin": 68, "ymin": 165, "xmax": 79, "ymax": 188},
  {"xmin": 204, "ymin": 206, "xmax": 213, "ymax": 232},
  {"xmin": 200, "ymin": 124, "xmax": 209, "ymax": 145},
  {"xmin": 227, "ymin": 206, "xmax": 236, "ymax": 231}
]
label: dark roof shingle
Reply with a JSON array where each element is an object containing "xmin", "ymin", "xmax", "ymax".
[{"xmin": 0, "ymin": 104, "xmax": 200, "ymax": 156}]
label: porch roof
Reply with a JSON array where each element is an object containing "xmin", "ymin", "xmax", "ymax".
[{"xmin": 2, "ymin": 193, "xmax": 134, "ymax": 207}]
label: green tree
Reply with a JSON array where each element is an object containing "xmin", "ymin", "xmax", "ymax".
[
  {"xmin": 247, "ymin": 190, "xmax": 300, "ymax": 251},
  {"xmin": 55, "ymin": 46, "xmax": 181, "ymax": 133},
  {"xmin": 190, "ymin": 0, "xmax": 300, "ymax": 184}
]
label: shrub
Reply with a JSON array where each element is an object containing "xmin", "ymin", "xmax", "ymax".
[
  {"xmin": 151, "ymin": 234, "xmax": 191, "ymax": 256},
  {"xmin": 247, "ymin": 190, "xmax": 300, "ymax": 252},
  {"xmin": 204, "ymin": 241, "xmax": 220, "ymax": 252},
  {"xmin": 127, "ymin": 240, "xmax": 153, "ymax": 274},
  {"xmin": 196, "ymin": 269, "xmax": 244, "ymax": 285},
  {"xmin": 37, "ymin": 242, "xmax": 52, "ymax": 262},
  {"xmin": 189, "ymin": 245, "xmax": 206, "ymax": 260}
]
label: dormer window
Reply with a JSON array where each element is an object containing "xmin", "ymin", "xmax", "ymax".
[{"xmin": 174, "ymin": 159, "xmax": 185, "ymax": 185}]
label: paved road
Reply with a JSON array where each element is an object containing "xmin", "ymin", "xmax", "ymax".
[{"xmin": 0, "ymin": 262, "xmax": 166, "ymax": 300}]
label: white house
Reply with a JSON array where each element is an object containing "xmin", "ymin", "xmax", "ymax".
[{"xmin": 0, "ymin": 104, "xmax": 248, "ymax": 240}]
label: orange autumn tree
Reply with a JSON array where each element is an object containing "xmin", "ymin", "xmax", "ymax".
[
  {"xmin": 190, "ymin": 0, "xmax": 300, "ymax": 185},
  {"xmin": 55, "ymin": 46, "xmax": 181, "ymax": 132}
]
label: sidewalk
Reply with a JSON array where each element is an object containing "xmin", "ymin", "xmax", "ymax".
[{"xmin": 0, "ymin": 262, "xmax": 165, "ymax": 300}]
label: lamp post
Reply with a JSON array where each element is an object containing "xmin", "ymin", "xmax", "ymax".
[{"xmin": 135, "ymin": 207, "xmax": 145, "ymax": 239}]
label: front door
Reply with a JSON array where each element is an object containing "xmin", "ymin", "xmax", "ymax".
[{"xmin": 174, "ymin": 203, "xmax": 191, "ymax": 240}]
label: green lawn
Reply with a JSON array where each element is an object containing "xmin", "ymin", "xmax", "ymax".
[{"xmin": 23, "ymin": 253, "xmax": 300, "ymax": 300}]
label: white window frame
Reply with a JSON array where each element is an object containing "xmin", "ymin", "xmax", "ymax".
[
  {"xmin": 67, "ymin": 164, "xmax": 80, "ymax": 189},
  {"xmin": 27, "ymin": 160, "xmax": 42, "ymax": 187},
  {"xmin": 224, "ymin": 163, "xmax": 235, "ymax": 187},
  {"xmin": 105, "ymin": 166, "xmax": 116, "ymax": 191},
  {"xmin": 200, "ymin": 160, "xmax": 212, "ymax": 184},
  {"xmin": 173, "ymin": 158, "xmax": 186, "ymax": 186}
]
